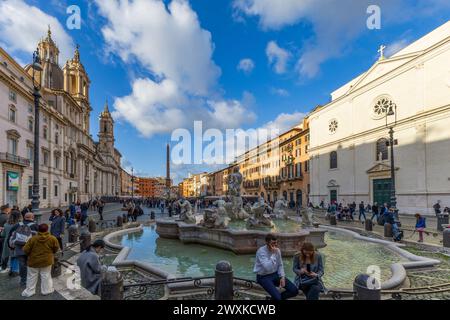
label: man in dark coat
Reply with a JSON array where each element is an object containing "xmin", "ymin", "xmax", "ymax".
[{"xmin": 76, "ymin": 240, "xmax": 105, "ymax": 295}]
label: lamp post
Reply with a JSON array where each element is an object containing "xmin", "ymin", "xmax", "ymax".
[
  {"xmin": 385, "ymin": 103, "xmax": 400, "ymax": 224},
  {"xmin": 31, "ymin": 48, "xmax": 43, "ymax": 223}
]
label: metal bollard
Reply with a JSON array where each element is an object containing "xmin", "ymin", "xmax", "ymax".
[
  {"xmin": 68, "ymin": 225, "xmax": 79, "ymax": 243},
  {"xmin": 353, "ymin": 274, "xmax": 381, "ymax": 300},
  {"xmin": 79, "ymin": 228, "xmax": 91, "ymax": 252},
  {"xmin": 437, "ymin": 214, "xmax": 449, "ymax": 232},
  {"xmin": 330, "ymin": 215, "xmax": 337, "ymax": 226},
  {"xmin": 365, "ymin": 219, "xmax": 373, "ymax": 232},
  {"xmin": 116, "ymin": 215, "xmax": 123, "ymax": 227},
  {"xmin": 214, "ymin": 261, "xmax": 234, "ymax": 300},
  {"xmin": 51, "ymin": 251, "xmax": 63, "ymax": 278},
  {"xmin": 150, "ymin": 211, "xmax": 155, "ymax": 220},
  {"xmin": 443, "ymin": 228, "xmax": 450, "ymax": 248},
  {"xmin": 101, "ymin": 267, "xmax": 124, "ymax": 300},
  {"xmin": 384, "ymin": 223, "xmax": 393, "ymax": 238},
  {"xmin": 88, "ymin": 219, "xmax": 97, "ymax": 233}
]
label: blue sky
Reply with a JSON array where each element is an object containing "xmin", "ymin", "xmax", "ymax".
[{"xmin": 1, "ymin": 0, "xmax": 450, "ymax": 183}]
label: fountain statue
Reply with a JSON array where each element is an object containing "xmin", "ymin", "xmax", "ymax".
[
  {"xmin": 225, "ymin": 167, "xmax": 250, "ymax": 220},
  {"xmin": 175, "ymin": 198, "xmax": 196, "ymax": 224},
  {"xmin": 200, "ymin": 207, "xmax": 230, "ymax": 229},
  {"xmin": 247, "ymin": 197, "xmax": 275, "ymax": 228},
  {"xmin": 300, "ymin": 207, "xmax": 315, "ymax": 228},
  {"xmin": 273, "ymin": 197, "xmax": 289, "ymax": 220}
]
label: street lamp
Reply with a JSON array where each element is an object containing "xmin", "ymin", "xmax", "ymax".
[
  {"xmin": 31, "ymin": 48, "xmax": 42, "ymax": 223},
  {"xmin": 385, "ymin": 103, "xmax": 400, "ymax": 224},
  {"xmin": 131, "ymin": 167, "xmax": 134, "ymax": 201}
]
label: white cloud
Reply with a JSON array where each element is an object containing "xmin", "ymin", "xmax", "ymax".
[
  {"xmin": 266, "ymin": 41, "xmax": 290, "ymax": 74},
  {"xmin": 96, "ymin": 0, "xmax": 220, "ymax": 96},
  {"xmin": 261, "ymin": 112, "xmax": 305, "ymax": 133},
  {"xmin": 385, "ymin": 39, "xmax": 411, "ymax": 57},
  {"xmin": 0, "ymin": 0, "xmax": 74, "ymax": 64},
  {"xmin": 270, "ymin": 87, "xmax": 290, "ymax": 97},
  {"xmin": 96, "ymin": 0, "xmax": 256, "ymax": 137},
  {"xmin": 235, "ymin": 0, "xmax": 450, "ymax": 78},
  {"xmin": 237, "ymin": 58, "xmax": 255, "ymax": 74}
]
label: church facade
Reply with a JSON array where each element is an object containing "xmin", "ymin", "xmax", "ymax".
[
  {"xmin": 309, "ymin": 21, "xmax": 450, "ymax": 216},
  {"xmin": 0, "ymin": 28, "xmax": 122, "ymax": 208}
]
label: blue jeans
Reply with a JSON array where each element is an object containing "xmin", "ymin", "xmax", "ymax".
[
  {"xmin": 300, "ymin": 283, "xmax": 321, "ymax": 300},
  {"xmin": 359, "ymin": 210, "xmax": 366, "ymax": 221},
  {"xmin": 256, "ymin": 272, "xmax": 298, "ymax": 301},
  {"xmin": 10, "ymin": 257, "xmax": 19, "ymax": 273},
  {"xmin": 371, "ymin": 213, "xmax": 379, "ymax": 222}
]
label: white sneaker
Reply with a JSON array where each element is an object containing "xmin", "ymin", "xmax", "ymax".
[
  {"xmin": 21, "ymin": 290, "xmax": 35, "ymax": 298},
  {"xmin": 0, "ymin": 268, "xmax": 10, "ymax": 274},
  {"xmin": 42, "ymin": 289, "xmax": 55, "ymax": 296}
]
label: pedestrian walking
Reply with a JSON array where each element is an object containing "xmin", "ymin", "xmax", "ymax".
[
  {"xmin": 0, "ymin": 210, "xmax": 21, "ymax": 275},
  {"xmin": 97, "ymin": 200, "xmax": 105, "ymax": 221},
  {"xmin": 358, "ymin": 201, "xmax": 366, "ymax": 222},
  {"xmin": 21, "ymin": 224, "xmax": 60, "ymax": 298},
  {"xmin": 7, "ymin": 212, "xmax": 38, "ymax": 287},
  {"xmin": 50, "ymin": 209, "xmax": 66, "ymax": 251},
  {"xmin": 414, "ymin": 213, "xmax": 427, "ymax": 243}
]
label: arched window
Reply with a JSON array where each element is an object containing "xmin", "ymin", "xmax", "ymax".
[
  {"xmin": 330, "ymin": 151, "xmax": 338, "ymax": 169},
  {"xmin": 376, "ymin": 138, "xmax": 389, "ymax": 161}
]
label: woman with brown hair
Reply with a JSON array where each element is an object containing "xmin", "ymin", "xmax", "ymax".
[{"xmin": 293, "ymin": 242, "xmax": 326, "ymax": 300}]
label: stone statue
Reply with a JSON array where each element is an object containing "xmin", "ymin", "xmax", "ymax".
[
  {"xmin": 227, "ymin": 167, "xmax": 243, "ymax": 197},
  {"xmin": 247, "ymin": 197, "xmax": 274, "ymax": 228},
  {"xmin": 301, "ymin": 207, "xmax": 314, "ymax": 228},
  {"xmin": 273, "ymin": 197, "xmax": 289, "ymax": 220},
  {"xmin": 175, "ymin": 198, "xmax": 196, "ymax": 224},
  {"xmin": 200, "ymin": 207, "xmax": 230, "ymax": 229},
  {"xmin": 224, "ymin": 168, "xmax": 250, "ymax": 220}
]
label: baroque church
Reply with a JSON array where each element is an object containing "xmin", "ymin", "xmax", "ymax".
[{"xmin": 0, "ymin": 27, "xmax": 121, "ymax": 208}]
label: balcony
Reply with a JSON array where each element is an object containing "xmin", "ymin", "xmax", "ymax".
[{"xmin": 0, "ymin": 153, "xmax": 30, "ymax": 167}]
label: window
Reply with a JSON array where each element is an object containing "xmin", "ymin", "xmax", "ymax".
[
  {"xmin": 43, "ymin": 187, "xmax": 47, "ymax": 200},
  {"xmin": 28, "ymin": 186, "xmax": 33, "ymax": 199},
  {"xmin": 27, "ymin": 145, "xmax": 33, "ymax": 162},
  {"xmin": 55, "ymin": 156, "xmax": 60, "ymax": 169},
  {"xmin": 330, "ymin": 151, "xmax": 338, "ymax": 169},
  {"xmin": 7, "ymin": 137, "xmax": 18, "ymax": 155},
  {"xmin": 28, "ymin": 117, "xmax": 34, "ymax": 132},
  {"xmin": 305, "ymin": 160, "xmax": 310, "ymax": 172},
  {"xmin": 329, "ymin": 119, "xmax": 338, "ymax": 134},
  {"xmin": 54, "ymin": 185, "xmax": 58, "ymax": 197},
  {"xmin": 9, "ymin": 90, "xmax": 17, "ymax": 103},
  {"xmin": 376, "ymin": 138, "xmax": 389, "ymax": 161},
  {"xmin": 43, "ymin": 126, "xmax": 48, "ymax": 139},
  {"xmin": 9, "ymin": 106, "xmax": 16, "ymax": 123},
  {"xmin": 28, "ymin": 176, "xmax": 33, "ymax": 184},
  {"xmin": 55, "ymin": 133, "xmax": 59, "ymax": 145},
  {"xmin": 43, "ymin": 150, "xmax": 49, "ymax": 166},
  {"xmin": 28, "ymin": 104, "xmax": 33, "ymax": 113},
  {"xmin": 305, "ymin": 145, "xmax": 308, "ymax": 154},
  {"xmin": 296, "ymin": 162, "xmax": 302, "ymax": 177}
]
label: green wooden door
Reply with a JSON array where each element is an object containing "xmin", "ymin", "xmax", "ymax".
[
  {"xmin": 373, "ymin": 179, "xmax": 392, "ymax": 206},
  {"xmin": 330, "ymin": 190, "xmax": 337, "ymax": 203}
]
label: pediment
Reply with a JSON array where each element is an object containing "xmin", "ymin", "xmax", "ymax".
[
  {"xmin": 366, "ymin": 163, "xmax": 399, "ymax": 174},
  {"xmin": 347, "ymin": 53, "xmax": 419, "ymax": 94}
]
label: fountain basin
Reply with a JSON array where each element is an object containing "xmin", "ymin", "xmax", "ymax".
[{"xmin": 156, "ymin": 219, "xmax": 326, "ymax": 256}]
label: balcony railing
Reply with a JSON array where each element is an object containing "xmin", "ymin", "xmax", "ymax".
[{"xmin": 0, "ymin": 153, "xmax": 30, "ymax": 167}]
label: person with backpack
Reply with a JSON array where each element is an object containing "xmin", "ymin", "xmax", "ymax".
[
  {"xmin": 7, "ymin": 212, "xmax": 38, "ymax": 287},
  {"xmin": 50, "ymin": 209, "xmax": 66, "ymax": 251},
  {"xmin": 1, "ymin": 210, "xmax": 21, "ymax": 274},
  {"xmin": 433, "ymin": 201, "xmax": 441, "ymax": 216},
  {"xmin": 415, "ymin": 214, "xmax": 427, "ymax": 243},
  {"xmin": 21, "ymin": 223, "xmax": 60, "ymax": 298}
]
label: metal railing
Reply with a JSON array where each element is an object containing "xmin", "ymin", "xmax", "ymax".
[{"xmin": 0, "ymin": 152, "xmax": 30, "ymax": 167}]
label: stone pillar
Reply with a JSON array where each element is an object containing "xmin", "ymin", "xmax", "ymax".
[
  {"xmin": 88, "ymin": 219, "xmax": 97, "ymax": 233},
  {"xmin": 330, "ymin": 215, "xmax": 337, "ymax": 226},
  {"xmin": 79, "ymin": 228, "xmax": 91, "ymax": 252},
  {"xmin": 384, "ymin": 223, "xmax": 393, "ymax": 238},
  {"xmin": 101, "ymin": 267, "xmax": 124, "ymax": 300},
  {"xmin": 51, "ymin": 251, "xmax": 63, "ymax": 278},
  {"xmin": 214, "ymin": 261, "xmax": 234, "ymax": 300},
  {"xmin": 116, "ymin": 215, "xmax": 123, "ymax": 227},
  {"xmin": 443, "ymin": 228, "xmax": 450, "ymax": 248},
  {"xmin": 68, "ymin": 225, "xmax": 79, "ymax": 243},
  {"xmin": 353, "ymin": 274, "xmax": 381, "ymax": 300},
  {"xmin": 437, "ymin": 214, "xmax": 449, "ymax": 232},
  {"xmin": 365, "ymin": 219, "xmax": 373, "ymax": 232}
]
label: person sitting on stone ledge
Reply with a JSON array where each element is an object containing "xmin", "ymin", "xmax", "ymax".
[
  {"xmin": 253, "ymin": 234, "xmax": 298, "ymax": 301},
  {"xmin": 293, "ymin": 242, "xmax": 326, "ymax": 300},
  {"xmin": 77, "ymin": 239, "xmax": 106, "ymax": 295}
]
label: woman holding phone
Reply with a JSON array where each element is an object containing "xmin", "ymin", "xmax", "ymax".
[{"xmin": 293, "ymin": 242, "xmax": 325, "ymax": 300}]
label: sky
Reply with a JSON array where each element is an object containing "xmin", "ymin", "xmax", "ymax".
[{"xmin": 1, "ymin": 0, "xmax": 450, "ymax": 183}]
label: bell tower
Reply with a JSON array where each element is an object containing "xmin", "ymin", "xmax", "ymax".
[
  {"xmin": 98, "ymin": 99, "xmax": 115, "ymax": 155},
  {"xmin": 63, "ymin": 44, "xmax": 92, "ymax": 132}
]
